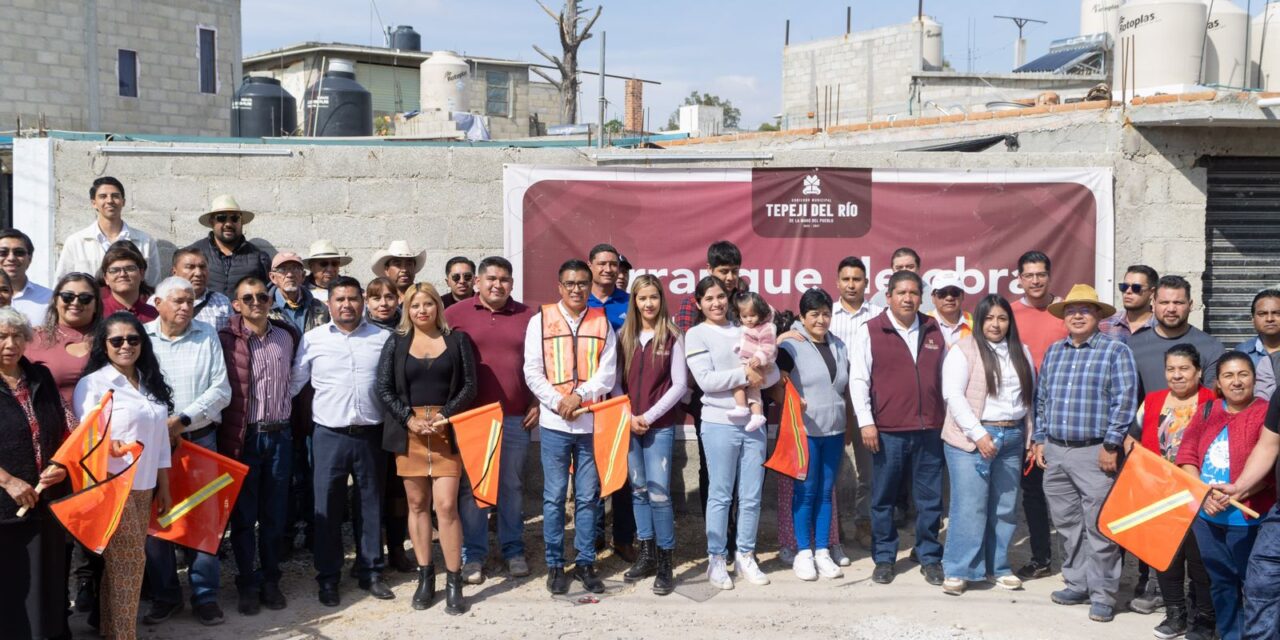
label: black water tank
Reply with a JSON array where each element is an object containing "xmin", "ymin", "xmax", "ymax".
[
  {"xmin": 304, "ymin": 59, "xmax": 373, "ymax": 137},
  {"xmin": 231, "ymin": 76, "xmax": 298, "ymax": 137},
  {"xmin": 389, "ymin": 25, "xmax": 421, "ymax": 51}
]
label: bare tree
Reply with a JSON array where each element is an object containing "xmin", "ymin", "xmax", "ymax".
[{"xmin": 531, "ymin": 0, "xmax": 601, "ymax": 125}]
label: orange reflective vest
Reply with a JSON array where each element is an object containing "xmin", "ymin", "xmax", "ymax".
[{"xmin": 541, "ymin": 304, "xmax": 610, "ymax": 404}]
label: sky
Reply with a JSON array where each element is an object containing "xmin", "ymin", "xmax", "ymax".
[{"xmin": 239, "ymin": 1, "xmax": 1246, "ymax": 130}]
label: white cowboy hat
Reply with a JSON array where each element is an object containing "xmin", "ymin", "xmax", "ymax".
[
  {"xmin": 198, "ymin": 194, "xmax": 256, "ymax": 227},
  {"xmin": 370, "ymin": 240, "xmax": 426, "ymax": 277},
  {"xmin": 304, "ymin": 239, "xmax": 352, "ymax": 266}
]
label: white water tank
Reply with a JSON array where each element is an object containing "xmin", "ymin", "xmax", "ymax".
[
  {"xmin": 1250, "ymin": 4, "xmax": 1280, "ymax": 90},
  {"xmin": 1081, "ymin": 0, "xmax": 1123, "ymax": 41},
  {"xmin": 915, "ymin": 16, "xmax": 944, "ymax": 71},
  {"xmin": 1202, "ymin": 0, "xmax": 1248, "ymax": 88},
  {"xmin": 1116, "ymin": 0, "xmax": 1208, "ymax": 91},
  {"xmin": 419, "ymin": 50, "xmax": 470, "ymax": 113}
]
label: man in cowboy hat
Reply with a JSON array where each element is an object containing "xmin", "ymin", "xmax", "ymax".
[
  {"xmin": 304, "ymin": 240, "xmax": 351, "ymax": 303},
  {"xmin": 185, "ymin": 195, "xmax": 271, "ymax": 298},
  {"xmin": 370, "ymin": 240, "xmax": 424, "ymax": 298},
  {"xmin": 56, "ymin": 176, "xmax": 163, "ymax": 286},
  {"xmin": 1031, "ymin": 283, "xmax": 1138, "ymax": 624}
]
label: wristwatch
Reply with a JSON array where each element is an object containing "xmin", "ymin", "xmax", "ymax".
[
  {"xmin": 178, "ymin": 414, "xmax": 192, "ymax": 428},
  {"xmin": 1102, "ymin": 442, "xmax": 1120, "ymax": 454}
]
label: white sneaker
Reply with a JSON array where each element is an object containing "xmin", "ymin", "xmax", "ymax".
[
  {"xmin": 830, "ymin": 544, "xmax": 852, "ymax": 567},
  {"xmin": 994, "ymin": 574, "xmax": 1023, "ymax": 591},
  {"xmin": 943, "ymin": 577, "xmax": 966, "ymax": 595},
  {"xmin": 814, "ymin": 549, "xmax": 844, "ymax": 579},
  {"xmin": 726, "ymin": 405, "xmax": 751, "ymax": 419},
  {"xmin": 779, "ymin": 546, "xmax": 796, "ymax": 565},
  {"xmin": 734, "ymin": 551, "xmax": 771, "ymax": 585},
  {"xmin": 793, "ymin": 549, "xmax": 818, "ymax": 581},
  {"xmin": 707, "ymin": 554, "xmax": 734, "ymax": 590}
]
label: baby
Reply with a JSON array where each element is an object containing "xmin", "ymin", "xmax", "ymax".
[{"xmin": 729, "ymin": 291, "xmax": 775, "ymax": 431}]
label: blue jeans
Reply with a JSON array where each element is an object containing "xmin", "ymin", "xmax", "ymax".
[
  {"xmin": 941, "ymin": 426, "xmax": 1024, "ymax": 581},
  {"xmin": 1244, "ymin": 505, "xmax": 1280, "ymax": 640},
  {"xmin": 229, "ymin": 426, "xmax": 293, "ymax": 591},
  {"xmin": 870, "ymin": 429, "xmax": 944, "ymax": 566},
  {"xmin": 312, "ymin": 424, "xmax": 386, "ymax": 585},
  {"xmin": 144, "ymin": 430, "xmax": 222, "ymax": 605},
  {"xmin": 459, "ymin": 416, "xmax": 531, "ymax": 564},
  {"xmin": 702, "ymin": 421, "xmax": 766, "ymax": 557},
  {"xmin": 1195, "ymin": 517, "xmax": 1258, "ymax": 640},
  {"xmin": 792, "ymin": 434, "xmax": 844, "ymax": 551},
  {"xmin": 540, "ymin": 427, "xmax": 599, "ymax": 567},
  {"xmin": 628, "ymin": 426, "xmax": 676, "ymax": 550}
]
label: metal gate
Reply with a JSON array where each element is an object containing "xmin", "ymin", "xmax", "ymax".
[{"xmin": 1205, "ymin": 157, "xmax": 1280, "ymax": 346}]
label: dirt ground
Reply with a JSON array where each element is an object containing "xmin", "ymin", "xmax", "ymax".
[{"xmin": 67, "ymin": 506, "xmax": 1159, "ymax": 640}]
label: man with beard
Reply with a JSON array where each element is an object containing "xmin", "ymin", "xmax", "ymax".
[
  {"xmin": 371, "ymin": 241, "xmax": 424, "ymax": 300},
  {"xmin": 171, "ymin": 248, "xmax": 232, "ymax": 330},
  {"xmin": 1128, "ymin": 276, "xmax": 1226, "ymax": 397},
  {"xmin": 1100, "ymin": 265, "xmax": 1158, "ymax": 342},
  {"xmin": 439, "ymin": 256, "xmax": 476, "ymax": 309},
  {"xmin": 184, "ymin": 195, "xmax": 271, "ymax": 299},
  {"xmin": 268, "ymin": 252, "xmax": 329, "ymax": 335}
]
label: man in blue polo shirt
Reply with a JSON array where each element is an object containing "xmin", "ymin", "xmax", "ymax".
[{"xmin": 585, "ymin": 242, "xmax": 637, "ymax": 562}]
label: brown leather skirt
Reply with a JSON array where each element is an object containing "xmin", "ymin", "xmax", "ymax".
[{"xmin": 397, "ymin": 406, "xmax": 462, "ymax": 478}]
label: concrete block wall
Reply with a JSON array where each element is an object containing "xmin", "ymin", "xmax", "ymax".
[
  {"xmin": 782, "ymin": 22, "xmax": 919, "ymax": 129},
  {"xmin": 1, "ymin": 0, "xmax": 90, "ymax": 130},
  {"xmin": 527, "ymin": 81, "xmax": 564, "ymax": 133},
  {"xmin": 469, "ymin": 63, "xmax": 531, "ymax": 139}
]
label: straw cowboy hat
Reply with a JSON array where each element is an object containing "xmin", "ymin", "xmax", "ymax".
[
  {"xmin": 1047, "ymin": 283, "xmax": 1117, "ymax": 319},
  {"xmin": 304, "ymin": 239, "xmax": 352, "ymax": 266},
  {"xmin": 370, "ymin": 240, "xmax": 426, "ymax": 277},
  {"xmin": 198, "ymin": 194, "xmax": 255, "ymax": 227}
]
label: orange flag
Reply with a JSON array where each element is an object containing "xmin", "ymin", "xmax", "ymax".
[
  {"xmin": 1098, "ymin": 444, "xmax": 1212, "ymax": 572},
  {"xmin": 49, "ymin": 390, "xmax": 114, "ymax": 492},
  {"xmin": 50, "ymin": 441, "xmax": 145, "ymax": 554},
  {"xmin": 588, "ymin": 395, "xmax": 632, "ymax": 496},
  {"xmin": 764, "ymin": 380, "xmax": 809, "ymax": 481},
  {"xmin": 450, "ymin": 402, "xmax": 505, "ymax": 509},
  {"xmin": 149, "ymin": 440, "xmax": 249, "ymax": 555}
]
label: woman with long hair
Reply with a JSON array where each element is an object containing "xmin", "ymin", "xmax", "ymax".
[
  {"xmin": 26, "ymin": 272, "xmax": 103, "ymax": 402},
  {"xmin": 616, "ymin": 274, "xmax": 686, "ymax": 595},
  {"xmin": 376, "ymin": 283, "xmax": 476, "ymax": 614},
  {"xmin": 74, "ymin": 312, "xmax": 173, "ymax": 640},
  {"xmin": 97, "ymin": 241, "xmax": 156, "ymax": 322},
  {"xmin": 939, "ymin": 294, "xmax": 1036, "ymax": 595}
]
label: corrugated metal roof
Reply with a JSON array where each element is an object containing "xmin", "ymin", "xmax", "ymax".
[{"xmin": 1014, "ymin": 46, "xmax": 1102, "ymax": 74}]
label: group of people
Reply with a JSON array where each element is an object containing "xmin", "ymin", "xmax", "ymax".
[{"xmin": 1, "ymin": 175, "xmax": 1279, "ymax": 640}]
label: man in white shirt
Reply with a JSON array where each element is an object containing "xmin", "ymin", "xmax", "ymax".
[
  {"xmin": 926, "ymin": 271, "xmax": 973, "ymax": 347},
  {"xmin": 290, "ymin": 276, "xmax": 392, "ymax": 607},
  {"xmin": 523, "ymin": 259, "xmax": 617, "ymax": 596},
  {"xmin": 140, "ymin": 276, "xmax": 232, "ymax": 626},
  {"xmin": 55, "ymin": 177, "xmax": 162, "ymax": 286},
  {"xmin": 0, "ymin": 229, "xmax": 53, "ymax": 326},
  {"xmin": 172, "ymin": 248, "xmax": 232, "ymax": 330},
  {"xmin": 867, "ymin": 247, "xmax": 935, "ymax": 313}
]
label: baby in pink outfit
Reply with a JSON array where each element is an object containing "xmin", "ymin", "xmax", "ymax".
[{"xmin": 729, "ymin": 291, "xmax": 775, "ymax": 431}]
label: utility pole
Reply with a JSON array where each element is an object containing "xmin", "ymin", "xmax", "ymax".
[
  {"xmin": 995, "ymin": 15, "xmax": 1047, "ymax": 69},
  {"xmin": 598, "ymin": 31, "xmax": 606, "ymax": 148}
]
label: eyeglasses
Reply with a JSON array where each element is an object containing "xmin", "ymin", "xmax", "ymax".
[
  {"xmin": 934, "ymin": 287, "xmax": 963, "ymax": 299},
  {"xmin": 238, "ymin": 292, "xmax": 271, "ymax": 305},
  {"xmin": 1063, "ymin": 305, "xmax": 1096, "ymax": 317},
  {"xmin": 449, "ymin": 272, "xmax": 474, "ymax": 283},
  {"xmin": 560, "ymin": 280, "xmax": 590, "ymax": 290},
  {"xmin": 0, "ymin": 247, "xmax": 30, "ymax": 259},
  {"xmin": 58, "ymin": 291, "xmax": 96, "ymax": 305},
  {"xmin": 1020, "ymin": 272, "xmax": 1049, "ymax": 281},
  {"xmin": 1118, "ymin": 283, "xmax": 1146, "ymax": 294},
  {"xmin": 106, "ymin": 335, "xmax": 142, "ymax": 348},
  {"xmin": 106, "ymin": 265, "xmax": 140, "ymax": 276},
  {"xmin": 214, "ymin": 213, "xmax": 241, "ymax": 224}
]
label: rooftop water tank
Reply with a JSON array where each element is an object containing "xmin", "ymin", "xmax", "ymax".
[
  {"xmin": 1202, "ymin": 0, "xmax": 1248, "ymax": 88},
  {"xmin": 1250, "ymin": 4, "xmax": 1280, "ymax": 90},
  {"xmin": 1081, "ymin": 0, "xmax": 1123, "ymax": 42},
  {"xmin": 389, "ymin": 25, "xmax": 421, "ymax": 51},
  {"xmin": 305, "ymin": 59, "xmax": 373, "ymax": 137},
  {"xmin": 231, "ymin": 76, "xmax": 298, "ymax": 138},
  {"xmin": 1116, "ymin": 0, "xmax": 1208, "ymax": 92},
  {"xmin": 420, "ymin": 50, "xmax": 470, "ymax": 113},
  {"xmin": 915, "ymin": 16, "xmax": 944, "ymax": 71}
]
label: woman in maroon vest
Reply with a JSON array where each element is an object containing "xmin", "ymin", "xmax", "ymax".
[{"xmin": 616, "ymin": 275, "xmax": 686, "ymax": 595}]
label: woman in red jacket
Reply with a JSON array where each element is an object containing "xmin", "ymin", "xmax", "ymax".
[{"xmin": 1176, "ymin": 351, "xmax": 1273, "ymax": 640}]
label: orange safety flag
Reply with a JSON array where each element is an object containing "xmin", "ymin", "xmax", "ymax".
[
  {"xmin": 1098, "ymin": 444, "xmax": 1212, "ymax": 572},
  {"xmin": 588, "ymin": 395, "xmax": 633, "ymax": 496},
  {"xmin": 764, "ymin": 380, "xmax": 809, "ymax": 481},
  {"xmin": 148, "ymin": 440, "xmax": 249, "ymax": 555},
  {"xmin": 450, "ymin": 402, "xmax": 505, "ymax": 509},
  {"xmin": 49, "ymin": 390, "xmax": 114, "ymax": 492},
  {"xmin": 49, "ymin": 441, "xmax": 144, "ymax": 555}
]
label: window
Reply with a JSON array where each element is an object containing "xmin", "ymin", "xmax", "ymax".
[
  {"xmin": 485, "ymin": 70, "xmax": 510, "ymax": 117},
  {"xmin": 117, "ymin": 50, "xmax": 138, "ymax": 97},
  {"xmin": 198, "ymin": 27, "xmax": 217, "ymax": 94}
]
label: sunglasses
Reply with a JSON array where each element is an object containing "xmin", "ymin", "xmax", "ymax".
[
  {"xmin": 238, "ymin": 292, "xmax": 271, "ymax": 305},
  {"xmin": 107, "ymin": 335, "xmax": 142, "ymax": 348},
  {"xmin": 449, "ymin": 272, "xmax": 474, "ymax": 283},
  {"xmin": 214, "ymin": 213, "xmax": 241, "ymax": 224},
  {"xmin": 0, "ymin": 247, "xmax": 30, "ymax": 259},
  {"xmin": 58, "ymin": 291, "xmax": 96, "ymax": 305},
  {"xmin": 934, "ymin": 287, "xmax": 963, "ymax": 299},
  {"xmin": 1118, "ymin": 283, "xmax": 1146, "ymax": 294},
  {"xmin": 311, "ymin": 260, "xmax": 341, "ymax": 269}
]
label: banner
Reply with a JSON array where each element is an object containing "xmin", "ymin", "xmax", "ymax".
[
  {"xmin": 764, "ymin": 380, "xmax": 809, "ymax": 481},
  {"xmin": 50, "ymin": 442, "xmax": 144, "ymax": 555},
  {"xmin": 1098, "ymin": 445, "xmax": 1212, "ymax": 572},
  {"xmin": 504, "ymin": 167, "xmax": 1113, "ymax": 311},
  {"xmin": 149, "ymin": 441, "xmax": 249, "ymax": 555},
  {"xmin": 587, "ymin": 395, "xmax": 633, "ymax": 496},
  {"xmin": 450, "ymin": 402, "xmax": 506, "ymax": 509}
]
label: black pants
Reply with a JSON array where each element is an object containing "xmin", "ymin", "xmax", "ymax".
[
  {"xmin": 1020, "ymin": 463, "xmax": 1053, "ymax": 565},
  {"xmin": 312, "ymin": 424, "xmax": 386, "ymax": 585},
  {"xmin": 1157, "ymin": 529, "xmax": 1214, "ymax": 619},
  {"xmin": 1, "ymin": 511, "xmax": 69, "ymax": 640}
]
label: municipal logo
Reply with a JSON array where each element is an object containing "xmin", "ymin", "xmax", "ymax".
[{"xmin": 802, "ymin": 175, "xmax": 821, "ymax": 196}]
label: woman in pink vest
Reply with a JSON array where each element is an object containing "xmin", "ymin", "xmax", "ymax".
[
  {"xmin": 940, "ymin": 294, "xmax": 1036, "ymax": 595},
  {"xmin": 616, "ymin": 275, "xmax": 686, "ymax": 595}
]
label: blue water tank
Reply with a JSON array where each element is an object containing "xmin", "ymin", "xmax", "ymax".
[
  {"xmin": 231, "ymin": 76, "xmax": 297, "ymax": 137},
  {"xmin": 305, "ymin": 59, "xmax": 373, "ymax": 137}
]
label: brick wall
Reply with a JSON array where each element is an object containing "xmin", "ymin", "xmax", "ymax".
[{"xmin": 624, "ymin": 78, "xmax": 643, "ymax": 132}]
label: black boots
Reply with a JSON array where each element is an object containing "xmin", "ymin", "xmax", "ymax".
[
  {"xmin": 653, "ymin": 547, "xmax": 674, "ymax": 596},
  {"xmin": 547, "ymin": 566, "xmax": 569, "ymax": 594},
  {"xmin": 624, "ymin": 539, "xmax": 657, "ymax": 583},
  {"xmin": 444, "ymin": 570, "xmax": 468, "ymax": 615},
  {"xmin": 412, "ymin": 564, "xmax": 435, "ymax": 610}
]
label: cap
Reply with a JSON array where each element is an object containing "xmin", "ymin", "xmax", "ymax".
[
  {"xmin": 930, "ymin": 271, "xmax": 963, "ymax": 292},
  {"xmin": 271, "ymin": 251, "xmax": 304, "ymax": 270},
  {"xmin": 618, "ymin": 254, "xmax": 632, "ymax": 269}
]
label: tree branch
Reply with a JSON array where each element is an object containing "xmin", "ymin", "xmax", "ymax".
[
  {"xmin": 530, "ymin": 67, "xmax": 559, "ymax": 85},
  {"xmin": 577, "ymin": 5, "xmax": 602, "ymax": 42},
  {"xmin": 532, "ymin": 44, "xmax": 568, "ymax": 76},
  {"xmin": 535, "ymin": 0, "xmax": 561, "ymax": 23}
]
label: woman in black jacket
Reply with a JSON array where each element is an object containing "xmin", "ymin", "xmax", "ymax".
[{"xmin": 376, "ymin": 283, "xmax": 476, "ymax": 615}]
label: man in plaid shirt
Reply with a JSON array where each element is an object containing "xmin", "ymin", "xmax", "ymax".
[{"xmin": 1030, "ymin": 284, "xmax": 1138, "ymax": 624}]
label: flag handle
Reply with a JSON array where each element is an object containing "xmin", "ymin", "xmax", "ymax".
[
  {"xmin": 571, "ymin": 407, "xmax": 590, "ymax": 417},
  {"xmin": 14, "ymin": 483, "xmax": 47, "ymax": 518},
  {"xmin": 1227, "ymin": 497, "xmax": 1261, "ymax": 519}
]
